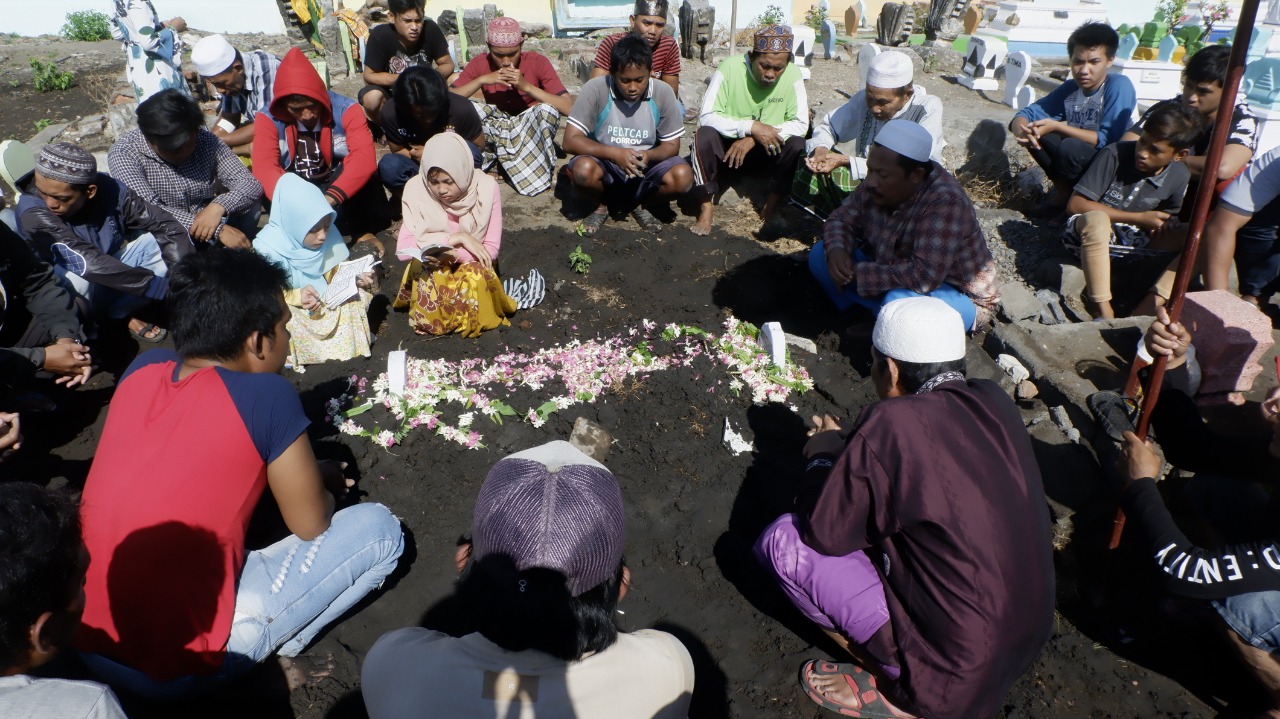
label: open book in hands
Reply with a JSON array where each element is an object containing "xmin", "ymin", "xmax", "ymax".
[
  {"xmin": 321, "ymin": 254, "xmax": 381, "ymax": 310},
  {"xmin": 400, "ymin": 242, "xmax": 454, "ymax": 263}
]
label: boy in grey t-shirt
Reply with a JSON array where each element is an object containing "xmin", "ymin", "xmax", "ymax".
[
  {"xmin": 1062, "ymin": 103, "xmax": 1198, "ymax": 319},
  {"xmin": 563, "ymin": 34, "xmax": 692, "ymax": 236},
  {"xmin": 0, "ymin": 483, "xmax": 126, "ymax": 719}
]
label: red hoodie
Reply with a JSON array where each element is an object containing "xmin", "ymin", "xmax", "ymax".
[{"xmin": 252, "ymin": 48, "xmax": 376, "ymax": 206}]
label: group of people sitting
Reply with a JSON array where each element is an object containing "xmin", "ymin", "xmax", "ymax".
[{"xmin": 5, "ymin": 6, "xmax": 1280, "ymax": 719}]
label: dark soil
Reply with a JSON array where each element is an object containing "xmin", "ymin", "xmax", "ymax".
[{"xmin": 4, "ymin": 216, "xmax": 1259, "ymax": 718}]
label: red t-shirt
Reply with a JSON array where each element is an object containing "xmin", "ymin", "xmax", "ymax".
[
  {"xmin": 452, "ymin": 51, "xmax": 567, "ymax": 117},
  {"xmin": 77, "ymin": 350, "xmax": 310, "ymax": 681},
  {"xmin": 593, "ymin": 32, "xmax": 681, "ymax": 80}
]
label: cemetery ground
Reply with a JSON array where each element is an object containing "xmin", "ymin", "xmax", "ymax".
[{"xmin": 1, "ymin": 32, "xmax": 1274, "ymax": 718}]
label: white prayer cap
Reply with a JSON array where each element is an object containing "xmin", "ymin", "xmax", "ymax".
[
  {"xmin": 873, "ymin": 296, "xmax": 966, "ymax": 363},
  {"xmin": 873, "ymin": 119, "xmax": 933, "ymax": 163},
  {"xmin": 866, "ymin": 50, "xmax": 914, "ymax": 89},
  {"xmin": 192, "ymin": 35, "xmax": 238, "ymax": 77}
]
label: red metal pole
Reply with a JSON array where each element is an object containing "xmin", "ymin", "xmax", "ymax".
[{"xmin": 1108, "ymin": 0, "xmax": 1261, "ymax": 550}]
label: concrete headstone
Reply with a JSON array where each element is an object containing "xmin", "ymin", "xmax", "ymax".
[
  {"xmin": 1002, "ymin": 50, "xmax": 1035, "ymax": 110},
  {"xmin": 858, "ymin": 42, "xmax": 883, "ymax": 86},
  {"xmin": 959, "ymin": 35, "xmax": 1006, "ymax": 91},
  {"xmin": 821, "ymin": 19, "xmax": 836, "ymax": 58},
  {"xmin": 1117, "ymin": 31, "xmax": 1139, "ymax": 60},
  {"xmin": 1156, "ymin": 33, "xmax": 1179, "ymax": 62}
]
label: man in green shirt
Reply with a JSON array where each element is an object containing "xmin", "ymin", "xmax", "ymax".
[{"xmin": 691, "ymin": 25, "xmax": 809, "ymax": 236}]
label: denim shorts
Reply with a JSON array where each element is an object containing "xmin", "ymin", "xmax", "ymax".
[{"xmin": 1215, "ymin": 590, "xmax": 1280, "ymax": 653}]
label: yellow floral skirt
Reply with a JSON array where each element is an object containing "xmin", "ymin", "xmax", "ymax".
[
  {"xmin": 287, "ymin": 289, "xmax": 374, "ymax": 367},
  {"xmin": 394, "ymin": 260, "xmax": 516, "ymax": 338}
]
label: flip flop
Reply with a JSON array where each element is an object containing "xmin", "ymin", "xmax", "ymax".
[
  {"xmin": 798, "ymin": 659, "xmax": 916, "ymax": 719},
  {"xmin": 1088, "ymin": 390, "xmax": 1139, "ymax": 443},
  {"xmin": 577, "ymin": 210, "xmax": 608, "ymax": 237},
  {"xmin": 632, "ymin": 207, "xmax": 663, "ymax": 233},
  {"xmin": 522, "ymin": 269, "xmax": 545, "ymax": 309},
  {"xmin": 129, "ymin": 321, "xmax": 167, "ymax": 344}
]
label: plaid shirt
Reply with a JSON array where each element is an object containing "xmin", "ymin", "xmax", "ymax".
[
  {"xmin": 824, "ymin": 164, "xmax": 1000, "ymax": 317},
  {"xmin": 219, "ymin": 49, "xmax": 280, "ymax": 120},
  {"xmin": 108, "ymin": 128, "xmax": 262, "ymax": 235}
]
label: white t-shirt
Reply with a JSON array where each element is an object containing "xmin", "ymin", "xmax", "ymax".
[
  {"xmin": 1221, "ymin": 144, "xmax": 1280, "ymax": 217},
  {"xmin": 0, "ymin": 675, "xmax": 127, "ymax": 719},
  {"xmin": 362, "ymin": 628, "xmax": 695, "ymax": 719}
]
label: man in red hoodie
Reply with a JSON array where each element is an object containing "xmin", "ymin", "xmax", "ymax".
[{"xmin": 253, "ymin": 49, "xmax": 383, "ymax": 235}]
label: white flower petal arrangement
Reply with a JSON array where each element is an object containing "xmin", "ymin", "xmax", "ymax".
[{"xmin": 327, "ymin": 317, "xmax": 814, "ymax": 450}]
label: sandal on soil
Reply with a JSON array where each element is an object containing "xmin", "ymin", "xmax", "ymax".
[
  {"xmin": 799, "ymin": 660, "xmax": 917, "ymax": 719},
  {"xmin": 632, "ymin": 207, "xmax": 663, "ymax": 233},
  {"xmin": 1087, "ymin": 390, "xmax": 1139, "ymax": 443},
  {"xmin": 577, "ymin": 210, "xmax": 608, "ymax": 237},
  {"xmin": 130, "ymin": 322, "xmax": 167, "ymax": 344}
]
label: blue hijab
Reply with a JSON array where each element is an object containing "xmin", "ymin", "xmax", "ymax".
[{"xmin": 253, "ymin": 173, "xmax": 349, "ymax": 290}]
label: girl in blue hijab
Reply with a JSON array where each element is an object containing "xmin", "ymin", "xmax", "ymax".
[{"xmin": 254, "ymin": 174, "xmax": 375, "ymax": 368}]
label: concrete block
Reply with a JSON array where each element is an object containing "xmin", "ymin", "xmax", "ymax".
[
  {"xmin": 998, "ymin": 280, "xmax": 1043, "ymax": 323},
  {"xmin": 1181, "ymin": 290, "xmax": 1276, "ymax": 403},
  {"xmin": 26, "ymin": 121, "xmax": 71, "ymax": 149}
]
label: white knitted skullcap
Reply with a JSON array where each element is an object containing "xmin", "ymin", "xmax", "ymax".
[
  {"xmin": 872, "ymin": 296, "xmax": 966, "ymax": 363},
  {"xmin": 867, "ymin": 50, "xmax": 914, "ymax": 89},
  {"xmin": 873, "ymin": 119, "xmax": 933, "ymax": 163},
  {"xmin": 192, "ymin": 35, "xmax": 237, "ymax": 77}
]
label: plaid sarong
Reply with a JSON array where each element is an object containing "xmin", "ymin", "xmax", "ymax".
[
  {"xmin": 1061, "ymin": 213, "xmax": 1171, "ymax": 261},
  {"xmin": 472, "ymin": 101, "xmax": 561, "ymax": 197},
  {"xmin": 792, "ymin": 163, "xmax": 857, "ymax": 219}
]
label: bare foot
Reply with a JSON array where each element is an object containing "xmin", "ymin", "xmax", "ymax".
[
  {"xmin": 278, "ymin": 654, "xmax": 335, "ymax": 691},
  {"xmin": 806, "ymin": 665, "xmax": 859, "ymax": 706},
  {"xmin": 691, "ymin": 203, "xmax": 713, "ymax": 236}
]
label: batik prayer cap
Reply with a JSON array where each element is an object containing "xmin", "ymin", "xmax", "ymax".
[
  {"xmin": 633, "ymin": 0, "xmax": 668, "ymax": 17},
  {"xmin": 36, "ymin": 142, "xmax": 96, "ymax": 185},
  {"xmin": 754, "ymin": 24, "xmax": 794, "ymax": 53},
  {"xmin": 486, "ymin": 17, "xmax": 522, "ymax": 47}
]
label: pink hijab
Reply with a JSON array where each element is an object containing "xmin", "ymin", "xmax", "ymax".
[{"xmin": 398, "ymin": 132, "xmax": 497, "ymax": 253}]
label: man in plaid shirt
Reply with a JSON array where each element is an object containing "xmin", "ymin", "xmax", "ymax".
[
  {"xmin": 810, "ymin": 120, "xmax": 998, "ymax": 330},
  {"xmin": 109, "ymin": 89, "xmax": 263, "ymax": 249}
]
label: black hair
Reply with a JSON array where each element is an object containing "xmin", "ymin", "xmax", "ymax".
[
  {"xmin": 611, "ymin": 32, "xmax": 654, "ymax": 74},
  {"xmin": 1184, "ymin": 44, "xmax": 1231, "ymax": 88},
  {"xmin": 168, "ymin": 249, "xmax": 289, "ymax": 362},
  {"xmin": 395, "ymin": 66, "xmax": 449, "ymax": 135},
  {"xmin": 454, "ymin": 553, "xmax": 623, "ymax": 661},
  {"xmin": 873, "ymin": 349, "xmax": 967, "ymax": 394},
  {"xmin": 136, "ymin": 88, "xmax": 205, "ymax": 153},
  {"xmin": 0, "ymin": 483, "xmax": 81, "ymax": 669},
  {"xmin": 1067, "ymin": 21, "xmax": 1120, "ymax": 59},
  {"xmin": 388, "ymin": 0, "xmax": 425, "ymax": 16},
  {"xmin": 1142, "ymin": 102, "xmax": 1203, "ymax": 151},
  {"xmin": 892, "ymin": 153, "xmax": 934, "ymax": 179}
]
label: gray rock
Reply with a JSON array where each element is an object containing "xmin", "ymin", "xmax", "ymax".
[
  {"xmin": 1035, "ymin": 288, "xmax": 1068, "ymax": 325},
  {"xmin": 520, "ymin": 22, "xmax": 552, "ymax": 38},
  {"xmin": 876, "ymin": 2, "xmax": 913, "ymax": 46},
  {"xmin": 569, "ymin": 416, "xmax": 613, "ymax": 462},
  {"xmin": 998, "ymin": 280, "xmax": 1043, "ymax": 323},
  {"xmin": 567, "ymin": 54, "xmax": 594, "ymax": 84},
  {"xmin": 679, "ymin": 0, "xmax": 715, "ymax": 61},
  {"xmin": 106, "ymin": 102, "xmax": 139, "ymax": 141},
  {"xmin": 483, "ymin": 3, "xmax": 497, "ymax": 28},
  {"xmin": 437, "ymin": 9, "xmax": 457, "ymax": 35},
  {"xmin": 783, "ymin": 333, "xmax": 818, "ymax": 354},
  {"xmin": 1016, "ymin": 379, "xmax": 1040, "ymax": 400},
  {"xmin": 462, "ymin": 9, "xmax": 486, "ymax": 47},
  {"xmin": 26, "ymin": 121, "xmax": 71, "ymax": 149}
]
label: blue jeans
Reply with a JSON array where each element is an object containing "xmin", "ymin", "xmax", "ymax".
[
  {"xmin": 378, "ymin": 143, "xmax": 483, "ymax": 190},
  {"xmin": 54, "ymin": 233, "xmax": 167, "ymax": 320},
  {"xmin": 808, "ymin": 240, "xmax": 978, "ymax": 331},
  {"xmin": 82, "ymin": 503, "xmax": 404, "ymax": 700}
]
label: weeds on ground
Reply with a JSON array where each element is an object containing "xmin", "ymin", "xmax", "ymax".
[
  {"xmin": 34, "ymin": 118, "xmax": 52, "ymax": 132},
  {"xmin": 568, "ymin": 245, "xmax": 592, "ymax": 274},
  {"xmin": 61, "ymin": 10, "xmax": 113, "ymax": 41},
  {"xmin": 922, "ymin": 52, "xmax": 940, "ymax": 73},
  {"xmin": 30, "ymin": 58, "xmax": 74, "ymax": 92}
]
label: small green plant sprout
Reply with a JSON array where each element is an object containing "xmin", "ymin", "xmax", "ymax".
[
  {"xmin": 7, "ymin": 79, "xmax": 20, "ymax": 88},
  {"xmin": 804, "ymin": 4, "xmax": 828, "ymax": 33},
  {"xmin": 30, "ymin": 59, "xmax": 75, "ymax": 92},
  {"xmin": 61, "ymin": 10, "xmax": 113, "ymax": 41},
  {"xmin": 756, "ymin": 4, "xmax": 786, "ymax": 27},
  {"xmin": 34, "ymin": 118, "xmax": 52, "ymax": 132},
  {"xmin": 568, "ymin": 244, "xmax": 592, "ymax": 274}
]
